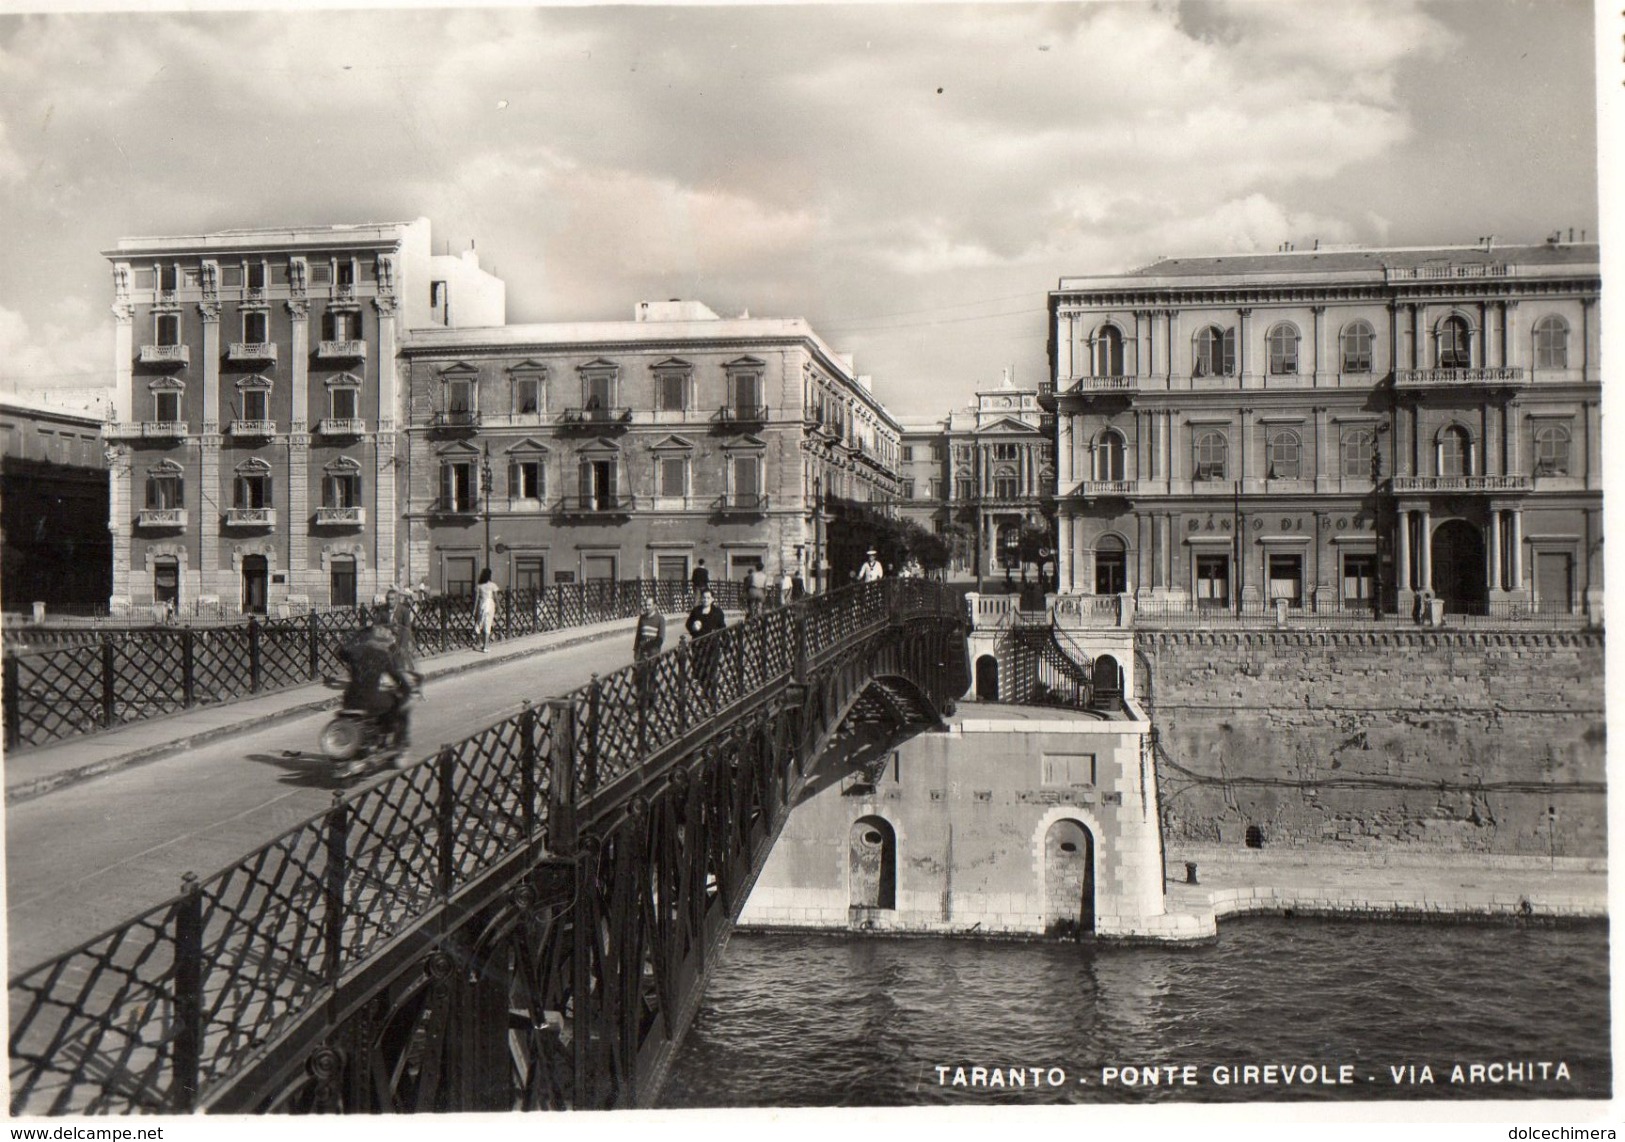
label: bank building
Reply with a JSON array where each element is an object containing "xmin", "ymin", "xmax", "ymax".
[{"xmin": 1045, "ymin": 236, "xmax": 1601, "ymax": 620}]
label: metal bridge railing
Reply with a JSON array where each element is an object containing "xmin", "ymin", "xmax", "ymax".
[{"xmin": 7, "ymin": 580, "xmax": 958, "ymax": 1116}]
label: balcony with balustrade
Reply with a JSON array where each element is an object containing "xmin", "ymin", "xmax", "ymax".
[
  {"xmin": 224, "ymin": 507, "xmax": 276, "ymax": 528},
  {"xmin": 105, "ymin": 420, "xmax": 189, "ymax": 441},
  {"xmin": 227, "ymin": 420, "xmax": 276, "ymax": 439},
  {"xmin": 430, "ymin": 410, "xmax": 482, "ymax": 433},
  {"xmin": 226, "ymin": 343, "xmax": 278, "ymax": 365},
  {"xmin": 1391, "ymin": 475, "xmax": 1533, "ymax": 494},
  {"xmin": 429, "ymin": 497, "xmax": 482, "ymax": 519},
  {"xmin": 713, "ymin": 492, "xmax": 770, "ymax": 516},
  {"xmin": 713, "ymin": 404, "xmax": 768, "ymax": 430},
  {"xmin": 1065, "ymin": 479, "xmax": 1138, "ymax": 499},
  {"xmin": 316, "ymin": 418, "xmax": 366, "ymax": 437},
  {"xmin": 314, "ymin": 506, "xmax": 366, "ymax": 527},
  {"xmin": 554, "ymin": 494, "xmax": 635, "ymax": 519},
  {"xmin": 135, "ymin": 507, "xmax": 187, "ymax": 529},
  {"xmin": 138, "ymin": 345, "xmax": 190, "ymax": 368},
  {"xmin": 1393, "ymin": 367, "xmax": 1526, "ymax": 389},
  {"xmin": 1060, "ymin": 375, "xmax": 1138, "ymax": 396},
  {"xmin": 316, "ymin": 340, "xmax": 367, "ymax": 361},
  {"xmin": 559, "ymin": 406, "xmax": 633, "ymax": 432}
]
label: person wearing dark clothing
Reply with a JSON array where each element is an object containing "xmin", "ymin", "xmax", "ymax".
[
  {"xmin": 633, "ymin": 597, "xmax": 667, "ymax": 661},
  {"xmin": 691, "ymin": 560, "xmax": 710, "ymax": 597},
  {"xmin": 339, "ymin": 611, "xmax": 414, "ymax": 756},
  {"xmin": 791, "ymin": 570, "xmax": 806, "ymax": 600},
  {"xmin": 684, "ymin": 588, "xmax": 726, "ymax": 690}
]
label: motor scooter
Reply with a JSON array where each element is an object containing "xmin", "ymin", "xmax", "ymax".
[{"xmin": 319, "ymin": 683, "xmax": 414, "ymax": 783}]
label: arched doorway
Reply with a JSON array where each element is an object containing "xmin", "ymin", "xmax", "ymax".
[
  {"xmin": 1430, "ymin": 518, "xmax": 1486, "ymax": 614},
  {"xmin": 1094, "ymin": 535, "xmax": 1126, "ymax": 595},
  {"xmin": 1043, "ymin": 819, "xmax": 1095, "ymax": 938},
  {"xmin": 849, "ymin": 816, "xmax": 896, "ymax": 912},
  {"xmin": 241, "ymin": 554, "xmax": 269, "ymax": 615},
  {"xmin": 974, "ymin": 655, "xmax": 999, "ymax": 701},
  {"xmin": 1092, "ymin": 654, "xmax": 1122, "ymax": 710}
]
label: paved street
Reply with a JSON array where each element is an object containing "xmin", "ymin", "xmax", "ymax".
[{"xmin": 5, "ymin": 620, "xmax": 651, "ymax": 974}]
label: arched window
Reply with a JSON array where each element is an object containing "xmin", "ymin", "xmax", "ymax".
[
  {"xmin": 1095, "ymin": 325, "xmax": 1124, "ymax": 377},
  {"xmin": 1340, "ymin": 428, "xmax": 1376, "ymax": 477},
  {"xmin": 1340, "ymin": 321, "xmax": 1374, "ymax": 373},
  {"xmin": 1533, "ymin": 424, "xmax": 1571, "ymax": 476},
  {"xmin": 1438, "ymin": 315, "xmax": 1472, "ymax": 369},
  {"xmin": 1193, "ymin": 326, "xmax": 1236, "ymax": 377},
  {"xmin": 993, "ymin": 465, "xmax": 1019, "ymax": 499},
  {"xmin": 1266, "ymin": 323, "xmax": 1299, "ymax": 375},
  {"xmin": 1533, "ymin": 316, "xmax": 1569, "ymax": 369},
  {"xmin": 1266, "ymin": 429, "xmax": 1301, "ymax": 479},
  {"xmin": 1193, "ymin": 430, "xmax": 1228, "ymax": 481},
  {"xmin": 1437, "ymin": 425, "xmax": 1472, "ymax": 477},
  {"xmin": 1095, "ymin": 430, "xmax": 1126, "ymax": 481}
]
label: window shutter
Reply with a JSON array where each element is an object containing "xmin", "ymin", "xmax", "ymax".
[
  {"xmin": 441, "ymin": 463, "xmax": 453, "ymax": 508},
  {"xmin": 1222, "ymin": 328, "xmax": 1237, "ymax": 375}
]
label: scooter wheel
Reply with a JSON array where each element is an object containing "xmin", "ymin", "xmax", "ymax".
[{"xmin": 319, "ymin": 717, "xmax": 365, "ymax": 761}]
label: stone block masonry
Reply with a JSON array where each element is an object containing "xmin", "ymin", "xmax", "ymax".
[{"xmin": 1136, "ymin": 629, "xmax": 1605, "ymax": 857}]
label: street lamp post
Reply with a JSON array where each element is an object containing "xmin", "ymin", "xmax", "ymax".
[{"xmin": 480, "ymin": 443, "xmax": 494, "ymax": 574}]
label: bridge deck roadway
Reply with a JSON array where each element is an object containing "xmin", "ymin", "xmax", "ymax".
[{"xmin": 3, "ymin": 614, "xmax": 675, "ymax": 976}]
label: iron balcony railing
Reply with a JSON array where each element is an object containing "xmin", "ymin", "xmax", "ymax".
[
  {"xmin": 315, "ymin": 417, "xmax": 365, "ymax": 436},
  {"xmin": 713, "ymin": 404, "xmax": 768, "ymax": 425},
  {"xmin": 315, "ymin": 340, "xmax": 366, "ymax": 360},
  {"xmin": 5, "ymin": 581, "xmax": 960, "ymax": 1115},
  {"xmin": 1391, "ymin": 475, "xmax": 1533, "ymax": 493},
  {"xmin": 138, "ymin": 345, "xmax": 189, "ymax": 367},
  {"xmin": 555, "ymin": 494, "xmax": 636, "ymax": 516},
  {"xmin": 429, "ymin": 497, "xmax": 482, "ymax": 516},
  {"xmin": 714, "ymin": 492, "xmax": 769, "ymax": 514},
  {"xmin": 135, "ymin": 507, "xmax": 187, "ymax": 529},
  {"xmin": 313, "ymin": 506, "xmax": 364, "ymax": 526},
  {"xmin": 559, "ymin": 406, "xmax": 633, "ymax": 428},
  {"xmin": 430, "ymin": 409, "xmax": 482, "ymax": 429},
  {"xmin": 225, "ymin": 343, "xmax": 277, "ymax": 364},
  {"xmin": 1394, "ymin": 367, "xmax": 1525, "ymax": 387}
]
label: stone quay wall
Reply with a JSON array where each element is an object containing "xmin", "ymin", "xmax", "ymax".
[{"xmin": 1135, "ymin": 629, "xmax": 1606, "ymax": 857}]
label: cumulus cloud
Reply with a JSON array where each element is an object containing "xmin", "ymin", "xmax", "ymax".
[{"xmin": 0, "ymin": 301, "xmax": 111, "ymax": 391}]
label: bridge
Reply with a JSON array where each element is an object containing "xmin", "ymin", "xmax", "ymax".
[{"xmin": 7, "ymin": 581, "xmax": 966, "ymax": 1114}]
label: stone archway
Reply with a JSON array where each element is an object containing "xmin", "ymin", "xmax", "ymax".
[
  {"xmin": 974, "ymin": 655, "xmax": 999, "ymax": 701},
  {"xmin": 1043, "ymin": 819, "xmax": 1095, "ymax": 938},
  {"xmin": 849, "ymin": 815, "xmax": 897, "ymax": 913},
  {"xmin": 1431, "ymin": 517, "xmax": 1486, "ymax": 614}
]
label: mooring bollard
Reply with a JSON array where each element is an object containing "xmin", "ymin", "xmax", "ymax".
[{"xmin": 1184, "ymin": 861, "xmax": 1199, "ymax": 885}]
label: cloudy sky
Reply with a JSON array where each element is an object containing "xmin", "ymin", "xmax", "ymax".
[{"xmin": 0, "ymin": 0, "xmax": 1603, "ymax": 418}]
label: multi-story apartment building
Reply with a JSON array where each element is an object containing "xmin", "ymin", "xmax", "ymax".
[
  {"xmin": 104, "ymin": 219, "xmax": 504, "ymax": 613},
  {"xmin": 896, "ymin": 377, "xmax": 1055, "ymax": 582},
  {"xmin": 398, "ymin": 299, "xmax": 901, "ymax": 595},
  {"xmin": 0, "ymin": 397, "xmax": 111, "ymax": 613},
  {"xmin": 1047, "ymin": 238, "xmax": 1601, "ymax": 617}
]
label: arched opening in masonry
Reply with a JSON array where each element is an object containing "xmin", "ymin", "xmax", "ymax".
[
  {"xmin": 1044, "ymin": 818, "xmax": 1095, "ymax": 938},
  {"xmin": 849, "ymin": 815, "xmax": 897, "ymax": 913}
]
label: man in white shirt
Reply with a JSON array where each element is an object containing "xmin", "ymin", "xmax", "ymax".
[{"xmin": 857, "ymin": 549, "xmax": 885, "ymax": 583}]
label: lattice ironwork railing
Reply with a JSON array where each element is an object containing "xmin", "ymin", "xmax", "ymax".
[
  {"xmin": 4, "ymin": 581, "xmax": 759, "ymax": 753},
  {"xmin": 7, "ymin": 581, "xmax": 959, "ymax": 1116}
]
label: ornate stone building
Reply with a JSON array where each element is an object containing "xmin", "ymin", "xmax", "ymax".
[
  {"xmin": 103, "ymin": 219, "xmax": 504, "ymax": 613},
  {"xmin": 896, "ymin": 375, "xmax": 1055, "ymax": 583},
  {"xmin": 1047, "ymin": 239, "xmax": 1601, "ymax": 617},
  {"xmin": 398, "ymin": 299, "xmax": 900, "ymax": 595}
]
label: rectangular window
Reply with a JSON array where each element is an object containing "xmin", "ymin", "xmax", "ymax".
[
  {"xmin": 657, "ymin": 373, "xmax": 687, "ymax": 412},
  {"xmin": 585, "ymin": 373, "xmax": 614, "ymax": 410},
  {"xmin": 1342, "ymin": 553, "xmax": 1376, "ymax": 603},
  {"xmin": 156, "ymin": 313, "xmax": 181, "ymax": 347},
  {"xmin": 580, "ymin": 459, "xmax": 618, "ymax": 509},
  {"xmin": 146, "ymin": 474, "xmax": 183, "ymax": 509},
  {"xmin": 240, "ymin": 389, "xmax": 269, "ymax": 421},
  {"xmin": 443, "ymin": 461, "xmax": 476, "ymax": 511},
  {"xmin": 514, "ymin": 556, "xmax": 546, "ymax": 594},
  {"xmin": 159, "ymin": 264, "xmax": 178, "ymax": 291},
  {"xmin": 955, "ymin": 478, "xmax": 973, "ymax": 501},
  {"xmin": 242, "ymin": 311, "xmax": 269, "ymax": 342},
  {"xmin": 903, "ymin": 479, "xmax": 916, "ymax": 499},
  {"xmin": 1267, "ymin": 554, "xmax": 1303, "ymax": 607},
  {"xmin": 330, "ymin": 557, "xmax": 357, "ymax": 608},
  {"xmin": 656, "ymin": 554, "xmax": 689, "ymax": 581},
  {"xmin": 514, "ymin": 377, "xmax": 541, "ymax": 415},
  {"xmin": 235, "ymin": 473, "xmax": 271, "ymax": 509},
  {"xmin": 331, "ymin": 387, "xmax": 358, "ymax": 420},
  {"xmin": 511, "ymin": 459, "xmax": 544, "ymax": 500},
  {"xmin": 658, "ymin": 457, "xmax": 687, "ymax": 498},
  {"xmin": 445, "ymin": 556, "xmax": 477, "ymax": 598},
  {"xmin": 154, "ymin": 391, "xmax": 181, "ymax": 423},
  {"xmin": 731, "ymin": 455, "xmax": 761, "ymax": 497},
  {"xmin": 1042, "ymin": 753, "xmax": 1096, "ymax": 786},
  {"xmin": 731, "ymin": 372, "xmax": 762, "ymax": 414},
  {"xmin": 447, "ymin": 379, "xmax": 474, "ymax": 414},
  {"xmin": 929, "ymin": 478, "xmax": 944, "ymax": 499},
  {"xmin": 992, "ymin": 443, "xmax": 1018, "ymax": 461},
  {"xmin": 325, "ymin": 472, "xmax": 360, "ymax": 508},
  {"xmin": 1196, "ymin": 555, "xmax": 1230, "ymax": 607},
  {"xmin": 246, "ymin": 262, "xmax": 266, "ymax": 290},
  {"xmin": 901, "ymin": 445, "xmax": 915, "ymax": 462},
  {"xmin": 336, "ymin": 260, "xmax": 355, "ymax": 287},
  {"xmin": 931, "ymin": 442, "xmax": 945, "ymax": 461}
]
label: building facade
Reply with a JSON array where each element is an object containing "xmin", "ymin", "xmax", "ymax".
[
  {"xmin": 103, "ymin": 219, "xmax": 504, "ymax": 614},
  {"xmin": 398, "ymin": 300, "xmax": 901, "ymax": 595},
  {"xmin": 0, "ymin": 398, "xmax": 111, "ymax": 613},
  {"xmin": 896, "ymin": 377, "xmax": 1055, "ymax": 583},
  {"xmin": 1046, "ymin": 239, "xmax": 1601, "ymax": 617}
]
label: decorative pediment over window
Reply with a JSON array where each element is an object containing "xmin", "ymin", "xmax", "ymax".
[
  {"xmin": 576, "ymin": 437, "xmax": 623, "ymax": 457},
  {"xmin": 325, "ymin": 372, "xmax": 362, "ymax": 390},
  {"xmin": 649, "ymin": 434, "xmax": 697, "ymax": 452},
  {"xmin": 723, "ymin": 355, "xmax": 767, "ymax": 371},
  {"xmin": 978, "ymin": 416, "xmax": 1039, "ymax": 435},
  {"xmin": 576, "ymin": 358, "xmax": 619, "ymax": 377},
  {"xmin": 434, "ymin": 439, "xmax": 482, "ymax": 459},
  {"xmin": 507, "ymin": 360, "xmax": 549, "ymax": 376},
  {"xmin": 503, "ymin": 437, "xmax": 551, "ymax": 456},
  {"xmin": 150, "ymin": 458, "xmax": 185, "ymax": 475},
  {"xmin": 438, "ymin": 361, "xmax": 480, "ymax": 380},
  {"xmin": 324, "ymin": 455, "xmax": 362, "ymax": 474},
  {"xmin": 722, "ymin": 433, "xmax": 767, "ymax": 452},
  {"xmin": 651, "ymin": 357, "xmax": 692, "ymax": 373},
  {"xmin": 235, "ymin": 457, "xmax": 273, "ymax": 475},
  {"xmin": 148, "ymin": 376, "xmax": 185, "ymax": 392},
  {"xmin": 236, "ymin": 374, "xmax": 273, "ymax": 393}
]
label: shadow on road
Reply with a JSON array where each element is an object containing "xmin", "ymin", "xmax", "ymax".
[{"xmin": 244, "ymin": 750, "xmax": 339, "ymax": 788}]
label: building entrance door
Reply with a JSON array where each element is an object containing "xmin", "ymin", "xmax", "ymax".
[
  {"xmin": 1094, "ymin": 537, "xmax": 1126, "ymax": 595},
  {"xmin": 241, "ymin": 555, "xmax": 268, "ymax": 615},
  {"xmin": 153, "ymin": 559, "xmax": 180, "ymax": 608},
  {"xmin": 1430, "ymin": 518, "xmax": 1487, "ymax": 613}
]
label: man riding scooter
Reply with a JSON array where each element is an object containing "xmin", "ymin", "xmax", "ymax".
[{"xmin": 334, "ymin": 605, "xmax": 416, "ymax": 774}]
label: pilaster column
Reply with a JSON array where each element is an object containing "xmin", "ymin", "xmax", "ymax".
[
  {"xmin": 112, "ymin": 295, "xmax": 134, "ymax": 423},
  {"xmin": 1397, "ymin": 509, "xmax": 1412, "ymax": 592},
  {"xmin": 1418, "ymin": 507, "xmax": 1433, "ymax": 591},
  {"xmin": 1506, "ymin": 401, "xmax": 1520, "ymax": 476},
  {"xmin": 1135, "ymin": 512, "xmax": 1149, "ymax": 596},
  {"xmin": 1489, "ymin": 511, "xmax": 1503, "ymax": 592},
  {"xmin": 1311, "ymin": 306, "xmax": 1326, "ymax": 385},
  {"xmin": 1146, "ymin": 410, "xmax": 1159, "ymax": 481},
  {"xmin": 1134, "ymin": 410, "xmax": 1147, "ymax": 482},
  {"xmin": 108, "ymin": 447, "xmax": 132, "ymax": 608},
  {"xmin": 1057, "ymin": 417, "xmax": 1073, "ymax": 488},
  {"xmin": 1582, "ymin": 297, "xmax": 1600, "ymax": 378},
  {"xmin": 199, "ymin": 303, "xmax": 221, "ymax": 602},
  {"xmin": 1584, "ymin": 399, "xmax": 1600, "ymax": 489},
  {"xmin": 1134, "ymin": 310, "xmax": 1152, "ymax": 376},
  {"xmin": 288, "ymin": 300, "xmax": 310, "ymax": 431},
  {"xmin": 1238, "ymin": 407, "xmax": 1253, "ymax": 486},
  {"xmin": 1483, "ymin": 403, "xmax": 1498, "ymax": 477},
  {"xmin": 1410, "ymin": 304, "xmax": 1424, "ymax": 369},
  {"xmin": 1060, "ymin": 514, "xmax": 1074, "ymax": 592},
  {"xmin": 1313, "ymin": 405, "xmax": 1329, "ymax": 491},
  {"xmin": 1509, "ymin": 509, "xmax": 1523, "ymax": 590},
  {"xmin": 1477, "ymin": 300, "xmax": 1490, "ymax": 367},
  {"xmin": 1165, "ymin": 310, "xmax": 1179, "ymax": 384},
  {"xmin": 1237, "ymin": 307, "xmax": 1252, "ymax": 381},
  {"xmin": 1165, "ymin": 409, "xmax": 1179, "ymax": 482},
  {"xmin": 1504, "ymin": 301, "xmax": 1521, "ymax": 370},
  {"xmin": 1160, "ymin": 513, "xmax": 1173, "ymax": 590},
  {"xmin": 1056, "ymin": 310, "xmax": 1074, "ymax": 380}
]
